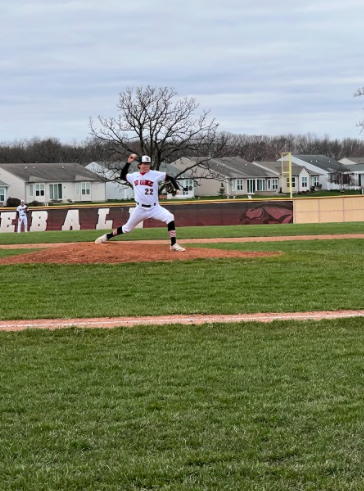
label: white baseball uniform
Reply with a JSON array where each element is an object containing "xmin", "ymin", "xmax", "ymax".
[
  {"xmin": 122, "ymin": 169, "xmax": 174, "ymax": 233},
  {"xmin": 17, "ymin": 204, "xmax": 28, "ymax": 232}
]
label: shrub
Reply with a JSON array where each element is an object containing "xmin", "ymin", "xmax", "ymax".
[
  {"xmin": 6, "ymin": 197, "xmax": 21, "ymax": 207},
  {"xmin": 218, "ymin": 183, "xmax": 225, "ymax": 197},
  {"xmin": 27, "ymin": 200, "xmax": 42, "ymax": 207}
]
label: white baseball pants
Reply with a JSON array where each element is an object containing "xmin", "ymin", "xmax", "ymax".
[
  {"xmin": 122, "ymin": 204, "xmax": 174, "ymax": 233},
  {"xmin": 18, "ymin": 215, "xmax": 28, "ymax": 233}
]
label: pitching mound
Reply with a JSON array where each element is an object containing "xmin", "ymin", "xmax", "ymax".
[{"xmin": 0, "ymin": 242, "xmax": 280, "ymax": 265}]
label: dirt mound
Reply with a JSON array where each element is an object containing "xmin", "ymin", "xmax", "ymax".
[{"xmin": 0, "ymin": 242, "xmax": 280, "ymax": 265}]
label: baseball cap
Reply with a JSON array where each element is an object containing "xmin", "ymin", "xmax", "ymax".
[{"xmin": 141, "ymin": 155, "xmax": 151, "ymax": 163}]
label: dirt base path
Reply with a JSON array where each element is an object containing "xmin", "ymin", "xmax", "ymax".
[{"xmin": 1, "ymin": 310, "xmax": 364, "ymax": 331}]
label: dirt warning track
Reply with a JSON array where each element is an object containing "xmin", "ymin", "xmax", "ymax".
[{"xmin": 1, "ymin": 311, "xmax": 364, "ymax": 331}]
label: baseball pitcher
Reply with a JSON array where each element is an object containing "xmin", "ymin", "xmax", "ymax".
[{"xmin": 95, "ymin": 154, "xmax": 185, "ymax": 251}]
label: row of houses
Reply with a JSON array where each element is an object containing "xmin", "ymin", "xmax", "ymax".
[{"xmin": 0, "ymin": 155, "xmax": 364, "ymax": 205}]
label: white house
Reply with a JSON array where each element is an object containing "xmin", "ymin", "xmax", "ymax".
[
  {"xmin": 171, "ymin": 157, "xmax": 279, "ymax": 197},
  {"xmin": 87, "ymin": 161, "xmax": 134, "ymax": 200},
  {"xmin": 0, "ymin": 163, "xmax": 106, "ymax": 204},
  {"xmin": 278, "ymin": 154, "xmax": 358, "ymax": 190},
  {"xmin": 0, "ymin": 179, "xmax": 10, "ymax": 205},
  {"xmin": 341, "ymin": 163, "xmax": 364, "ymax": 187}
]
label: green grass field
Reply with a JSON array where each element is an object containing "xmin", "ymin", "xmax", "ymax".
[
  {"xmin": 2, "ymin": 320, "xmax": 364, "ymax": 491},
  {"xmin": 1, "ymin": 222, "xmax": 364, "ymax": 490},
  {"xmin": 0, "ymin": 221, "xmax": 364, "ymax": 244},
  {"xmin": 1, "ymin": 224, "xmax": 364, "ymax": 319}
]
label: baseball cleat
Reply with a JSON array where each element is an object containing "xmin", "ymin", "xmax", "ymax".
[
  {"xmin": 95, "ymin": 234, "xmax": 108, "ymax": 244},
  {"xmin": 170, "ymin": 243, "xmax": 186, "ymax": 252}
]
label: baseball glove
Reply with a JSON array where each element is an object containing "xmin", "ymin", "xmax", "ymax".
[{"xmin": 165, "ymin": 181, "xmax": 177, "ymax": 196}]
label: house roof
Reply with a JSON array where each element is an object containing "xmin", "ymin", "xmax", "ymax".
[
  {"xmin": 179, "ymin": 157, "xmax": 278, "ymax": 179},
  {"xmin": 342, "ymin": 157, "xmax": 364, "ymax": 164},
  {"xmin": 345, "ymin": 163, "xmax": 364, "ymax": 172},
  {"xmin": 293, "ymin": 155, "xmax": 345, "ymax": 172},
  {"xmin": 0, "ymin": 179, "xmax": 9, "ymax": 187},
  {"xmin": 0, "ymin": 163, "xmax": 102, "ymax": 182},
  {"xmin": 90, "ymin": 161, "xmax": 184, "ymax": 178},
  {"xmin": 258, "ymin": 161, "xmax": 323, "ymax": 176}
]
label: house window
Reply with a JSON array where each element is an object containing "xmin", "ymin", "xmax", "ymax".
[
  {"xmin": 267, "ymin": 179, "xmax": 278, "ymax": 191},
  {"xmin": 232, "ymin": 179, "xmax": 243, "ymax": 192},
  {"xmin": 286, "ymin": 177, "xmax": 296, "ymax": 188},
  {"xmin": 301, "ymin": 176, "xmax": 308, "ymax": 188},
  {"xmin": 256, "ymin": 179, "xmax": 265, "ymax": 191},
  {"xmin": 81, "ymin": 182, "xmax": 91, "ymax": 195},
  {"xmin": 312, "ymin": 176, "xmax": 319, "ymax": 187},
  {"xmin": 49, "ymin": 183, "xmax": 63, "ymax": 200},
  {"xmin": 75, "ymin": 183, "xmax": 80, "ymax": 195},
  {"xmin": 0, "ymin": 188, "xmax": 5, "ymax": 202},
  {"xmin": 35, "ymin": 183, "xmax": 45, "ymax": 197},
  {"xmin": 247, "ymin": 179, "xmax": 256, "ymax": 194},
  {"xmin": 180, "ymin": 179, "xmax": 193, "ymax": 195}
]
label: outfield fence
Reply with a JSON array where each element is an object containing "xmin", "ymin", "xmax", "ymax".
[{"xmin": 0, "ymin": 196, "xmax": 363, "ymax": 232}]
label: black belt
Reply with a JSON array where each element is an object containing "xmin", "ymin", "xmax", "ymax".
[{"xmin": 137, "ymin": 203, "xmax": 156, "ymax": 208}]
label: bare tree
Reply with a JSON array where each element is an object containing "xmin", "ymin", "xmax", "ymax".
[{"xmin": 89, "ymin": 86, "xmax": 232, "ymax": 181}]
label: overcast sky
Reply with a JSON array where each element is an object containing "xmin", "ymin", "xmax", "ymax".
[{"xmin": 1, "ymin": 0, "xmax": 363, "ymax": 143}]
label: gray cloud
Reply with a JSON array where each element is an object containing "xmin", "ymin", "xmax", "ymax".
[{"xmin": 0, "ymin": 0, "xmax": 363, "ymax": 142}]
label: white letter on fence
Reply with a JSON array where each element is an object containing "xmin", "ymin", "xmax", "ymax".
[
  {"xmin": 30, "ymin": 211, "xmax": 48, "ymax": 232},
  {"xmin": 61, "ymin": 210, "xmax": 81, "ymax": 230},
  {"xmin": 96, "ymin": 208, "xmax": 113, "ymax": 230},
  {"xmin": 0, "ymin": 212, "xmax": 17, "ymax": 233}
]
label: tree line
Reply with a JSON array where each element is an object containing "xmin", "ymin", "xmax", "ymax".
[
  {"xmin": 1, "ymin": 86, "xmax": 363, "ymax": 166},
  {"xmin": 1, "ymin": 133, "xmax": 363, "ymax": 165}
]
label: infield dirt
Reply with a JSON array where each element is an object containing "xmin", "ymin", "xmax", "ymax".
[
  {"xmin": 0, "ymin": 241, "xmax": 280, "ymax": 265},
  {"xmin": 1, "ymin": 233, "xmax": 364, "ymax": 265}
]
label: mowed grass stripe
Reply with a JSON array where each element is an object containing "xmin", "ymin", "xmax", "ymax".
[
  {"xmin": 1, "ymin": 319, "xmax": 364, "ymax": 490},
  {"xmin": 0, "ymin": 249, "xmax": 41, "ymax": 258},
  {"xmin": 1, "ymin": 221, "xmax": 364, "ymax": 245},
  {"xmin": 1, "ymin": 238, "xmax": 364, "ymax": 319}
]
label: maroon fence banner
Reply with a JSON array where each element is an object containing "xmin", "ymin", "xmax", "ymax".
[{"xmin": 0, "ymin": 201, "xmax": 293, "ymax": 233}]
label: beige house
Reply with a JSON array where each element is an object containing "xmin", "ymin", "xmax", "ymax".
[
  {"xmin": 171, "ymin": 157, "xmax": 279, "ymax": 197},
  {"xmin": 0, "ymin": 163, "xmax": 106, "ymax": 204},
  {"xmin": 254, "ymin": 161, "xmax": 323, "ymax": 193}
]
